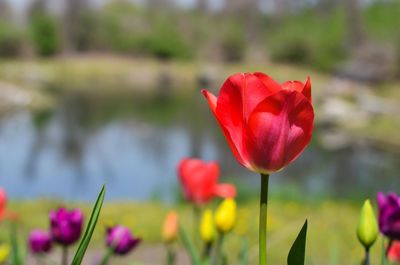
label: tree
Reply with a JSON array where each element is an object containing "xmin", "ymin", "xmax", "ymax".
[
  {"xmin": 0, "ymin": 0, "xmax": 11, "ymax": 21},
  {"xmin": 28, "ymin": 0, "xmax": 48, "ymax": 20},
  {"xmin": 196, "ymin": 0, "xmax": 208, "ymax": 13},
  {"xmin": 222, "ymin": 0, "xmax": 262, "ymax": 60},
  {"xmin": 63, "ymin": 0, "xmax": 94, "ymax": 51},
  {"xmin": 146, "ymin": 0, "xmax": 173, "ymax": 11},
  {"xmin": 27, "ymin": 0, "xmax": 60, "ymax": 56},
  {"xmin": 342, "ymin": 0, "xmax": 364, "ymax": 47},
  {"xmin": 30, "ymin": 14, "xmax": 60, "ymax": 56}
]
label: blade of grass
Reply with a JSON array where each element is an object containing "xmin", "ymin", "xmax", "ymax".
[
  {"xmin": 179, "ymin": 225, "xmax": 201, "ymax": 265},
  {"xmin": 71, "ymin": 185, "xmax": 106, "ymax": 265},
  {"xmin": 10, "ymin": 222, "xmax": 23, "ymax": 265},
  {"xmin": 239, "ymin": 237, "xmax": 249, "ymax": 265},
  {"xmin": 287, "ymin": 220, "xmax": 308, "ymax": 265}
]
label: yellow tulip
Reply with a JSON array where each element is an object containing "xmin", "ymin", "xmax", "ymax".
[
  {"xmin": 215, "ymin": 198, "xmax": 236, "ymax": 233},
  {"xmin": 200, "ymin": 209, "xmax": 215, "ymax": 243},
  {"xmin": 0, "ymin": 244, "xmax": 10, "ymax": 264},
  {"xmin": 162, "ymin": 211, "xmax": 179, "ymax": 243},
  {"xmin": 357, "ymin": 200, "xmax": 378, "ymax": 249}
]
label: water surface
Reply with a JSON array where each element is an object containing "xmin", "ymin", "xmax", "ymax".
[{"xmin": 0, "ymin": 89, "xmax": 398, "ymax": 201}]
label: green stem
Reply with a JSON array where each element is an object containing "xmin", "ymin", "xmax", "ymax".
[
  {"xmin": 10, "ymin": 222, "xmax": 22, "ymax": 265},
  {"xmin": 178, "ymin": 225, "xmax": 201, "ymax": 265},
  {"xmin": 193, "ymin": 205, "xmax": 201, "ymax": 247},
  {"xmin": 385, "ymin": 239, "xmax": 393, "ymax": 264},
  {"xmin": 364, "ymin": 247, "xmax": 370, "ymax": 265},
  {"xmin": 62, "ymin": 247, "xmax": 68, "ymax": 265},
  {"xmin": 259, "ymin": 173, "xmax": 270, "ymax": 265},
  {"xmin": 99, "ymin": 248, "xmax": 113, "ymax": 265},
  {"xmin": 202, "ymin": 242, "xmax": 212, "ymax": 262},
  {"xmin": 381, "ymin": 236, "xmax": 386, "ymax": 265},
  {"xmin": 239, "ymin": 237, "xmax": 249, "ymax": 265},
  {"xmin": 166, "ymin": 245, "xmax": 176, "ymax": 265},
  {"xmin": 213, "ymin": 233, "xmax": 224, "ymax": 265}
]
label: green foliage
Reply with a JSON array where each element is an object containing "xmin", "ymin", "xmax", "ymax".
[
  {"xmin": 1, "ymin": 1, "xmax": 400, "ymax": 70},
  {"xmin": 220, "ymin": 20, "xmax": 246, "ymax": 62},
  {"xmin": 96, "ymin": 1, "xmax": 143, "ymax": 53},
  {"xmin": 0, "ymin": 23, "xmax": 24, "ymax": 57},
  {"xmin": 97, "ymin": 3, "xmax": 191, "ymax": 60},
  {"xmin": 72, "ymin": 10, "xmax": 99, "ymax": 52},
  {"xmin": 71, "ymin": 185, "xmax": 106, "ymax": 265},
  {"xmin": 287, "ymin": 220, "xmax": 308, "ymax": 265},
  {"xmin": 267, "ymin": 9, "xmax": 347, "ymax": 71},
  {"xmin": 363, "ymin": 1, "xmax": 400, "ymax": 41},
  {"xmin": 179, "ymin": 225, "xmax": 201, "ymax": 265},
  {"xmin": 10, "ymin": 223, "xmax": 23, "ymax": 265},
  {"xmin": 363, "ymin": 1, "xmax": 400, "ymax": 76},
  {"xmin": 30, "ymin": 14, "xmax": 60, "ymax": 56},
  {"xmin": 142, "ymin": 19, "xmax": 192, "ymax": 60}
]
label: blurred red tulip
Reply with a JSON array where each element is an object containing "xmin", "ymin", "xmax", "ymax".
[
  {"xmin": 388, "ymin": 241, "xmax": 400, "ymax": 263},
  {"xmin": 0, "ymin": 188, "xmax": 18, "ymax": 222},
  {"xmin": 0, "ymin": 188, "xmax": 6, "ymax": 218},
  {"xmin": 178, "ymin": 158, "xmax": 236, "ymax": 205},
  {"xmin": 202, "ymin": 72, "xmax": 314, "ymax": 174}
]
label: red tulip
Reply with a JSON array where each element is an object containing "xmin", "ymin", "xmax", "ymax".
[
  {"xmin": 202, "ymin": 72, "xmax": 314, "ymax": 174},
  {"xmin": 0, "ymin": 188, "xmax": 6, "ymax": 219},
  {"xmin": 0, "ymin": 188, "xmax": 18, "ymax": 221},
  {"xmin": 388, "ymin": 241, "xmax": 400, "ymax": 263},
  {"xmin": 178, "ymin": 158, "xmax": 236, "ymax": 205}
]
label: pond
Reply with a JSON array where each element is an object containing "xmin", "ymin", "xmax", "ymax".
[{"xmin": 0, "ymin": 87, "xmax": 399, "ymax": 201}]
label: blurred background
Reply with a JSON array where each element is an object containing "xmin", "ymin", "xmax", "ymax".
[{"xmin": 0, "ymin": 0, "xmax": 399, "ymax": 264}]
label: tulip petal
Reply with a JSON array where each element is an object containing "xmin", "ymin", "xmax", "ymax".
[
  {"xmin": 377, "ymin": 192, "xmax": 387, "ymax": 209},
  {"xmin": 388, "ymin": 241, "xmax": 400, "ymax": 262},
  {"xmin": 227, "ymin": 73, "xmax": 278, "ymax": 120},
  {"xmin": 201, "ymin": 89, "xmax": 217, "ymax": 112},
  {"xmin": 245, "ymin": 90, "xmax": 314, "ymax": 173},
  {"xmin": 178, "ymin": 158, "xmax": 221, "ymax": 204},
  {"xmin": 209, "ymin": 73, "xmax": 279, "ymax": 169},
  {"xmin": 202, "ymin": 88, "xmax": 249, "ymax": 168},
  {"xmin": 213, "ymin": 184, "xmax": 237, "ymax": 199},
  {"xmin": 303, "ymin": 76, "xmax": 312, "ymax": 102},
  {"xmin": 282, "ymin": 77, "xmax": 312, "ymax": 102},
  {"xmin": 178, "ymin": 158, "xmax": 205, "ymax": 184},
  {"xmin": 253, "ymin": 72, "xmax": 282, "ymax": 94}
]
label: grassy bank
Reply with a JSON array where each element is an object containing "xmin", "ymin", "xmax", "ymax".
[
  {"xmin": 0, "ymin": 56, "xmax": 328, "ymax": 97},
  {"xmin": 1, "ymin": 198, "xmax": 380, "ymax": 265}
]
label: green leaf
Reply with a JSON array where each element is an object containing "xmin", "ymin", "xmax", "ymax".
[
  {"xmin": 10, "ymin": 222, "xmax": 23, "ymax": 265},
  {"xmin": 239, "ymin": 237, "xmax": 249, "ymax": 265},
  {"xmin": 71, "ymin": 185, "xmax": 106, "ymax": 265},
  {"xmin": 287, "ymin": 220, "xmax": 308, "ymax": 265},
  {"xmin": 178, "ymin": 225, "xmax": 201, "ymax": 265}
]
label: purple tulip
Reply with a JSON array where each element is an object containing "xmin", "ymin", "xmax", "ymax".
[
  {"xmin": 377, "ymin": 192, "xmax": 400, "ymax": 240},
  {"xmin": 50, "ymin": 207, "xmax": 84, "ymax": 246},
  {"xmin": 106, "ymin": 225, "xmax": 141, "ymax": 255},
  {"xmin": 29, "ymin": 230, "xmax": 53, "ymax": 254}
]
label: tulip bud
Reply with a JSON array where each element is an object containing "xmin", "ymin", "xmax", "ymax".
[
  {"xmin": 357, "ymin": 200, "xmax": 378, "ymax": 249},
  {"xmin": 200, "ymin": 209, "xmax": 215, "ymax": 243},
  {"xmin": 28, "ymin": 230, "xmax": 53, "ymax": 254},
  {"xmin": 49, "ymin": 207, "xmax": 84, "ymax": 246},
  {"xmin": 162, "ymin": 211, "xmax": 179, "ymax": 243},
  {"xmin": 106, "ymin": 225, "xmax": 141, "ymax": 255},
  {"xmin": 0, "ymin": 244, "xmax": 10, "ymax": 263},
  {"xmin": 215, "ymin": 198, "xmax": 236, "ymax": 234}
]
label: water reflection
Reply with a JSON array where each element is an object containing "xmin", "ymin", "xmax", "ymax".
[{"xmin": 0, "ymin": 90, "xmax": 398, "ymax": 201}]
